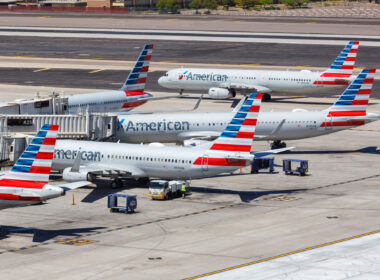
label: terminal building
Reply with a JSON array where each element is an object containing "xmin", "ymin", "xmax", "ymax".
[{"xmin": 2, "ymin": 0, "xmax": 190, "ymax": 8}]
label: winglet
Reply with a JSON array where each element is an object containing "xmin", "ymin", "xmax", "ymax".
[
  {"xmin": 71, "ymin": 150, "xmax": 82, "ymax": 173},
  {"xmin": 232, "ymin": 95, "xmax": 248, "ymax": 113}
]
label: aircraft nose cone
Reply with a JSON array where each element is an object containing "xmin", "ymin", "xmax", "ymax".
[{"xmin": 158, "ymin": 76, "xmax": 166, "ymax": 86}]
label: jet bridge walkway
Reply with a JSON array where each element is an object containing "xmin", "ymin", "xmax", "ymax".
[{"xmin": 0, "ymin": 112, "xmax": 118, "ymax": 163}]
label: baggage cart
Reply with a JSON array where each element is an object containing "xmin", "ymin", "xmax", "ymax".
[{"xmin": 108, "ymin": 194, "xmax": 137, "ymax": 213}]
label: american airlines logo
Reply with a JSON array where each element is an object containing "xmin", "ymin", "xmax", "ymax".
[
  {"xmin": 55, "ymin": 149, "xmax": 101, "ymax": 162},
  {"xmin": 121, "ymin": 120, "xmax": 190, "ymax": 132},
  {"xmin": 180, "ymin": 71, "xmax": 228, "ymax": 82},
  {"xmin": 179, "ymin": 70, "xmax": 188, "ymax": 80}
]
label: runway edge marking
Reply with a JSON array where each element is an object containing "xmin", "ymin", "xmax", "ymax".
[{"xmin": 183, "ymin": 229, "xmax": 380, "ymax": 280}]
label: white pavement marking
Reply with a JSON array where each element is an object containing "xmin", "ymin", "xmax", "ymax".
[
  {"xmin": 0, "ymin": 27, "xmax": 379, "ymax": 46},
  {"xmin": 195, "ymin": 232, "xmax": 380, "ymax": 280}
]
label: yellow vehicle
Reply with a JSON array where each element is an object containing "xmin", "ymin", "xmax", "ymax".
[{"xmin": 148, "ymin": 180, "xmax": 189, "ymax": 200}]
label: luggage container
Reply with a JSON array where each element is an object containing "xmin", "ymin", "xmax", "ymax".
[
  {"xmin": 251, "ymin": 157, "xmax": 274, "ymax": 173},
  {"xmin": 108, "ymin": 194, "xmax": 137, "ymax": 213},
  {"xmin": 283, "ymin": 159, "xmax": 308, "ymax": 176}
]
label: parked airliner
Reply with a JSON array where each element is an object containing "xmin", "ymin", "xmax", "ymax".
[
  {"xmin": 118, "ymin": 68, "xmax": 378, "ymax": 149},
  {"xmin": 0, "ymin": 124, "xmax": 89, "ymax": 209},
  {"xmin": 52, "ymin": 92, "xmax": 290, "ymax": 187},
  {"xmin": 67, "ymin": 44, "xmax": 154, "ymax": 113},
  {"xmin": 158, "ymin": 41, "xmax": 359, "ymax": 101},
  {"xmin": 0, "ymin": 44, "xmax": 154, "ymax": 114}
]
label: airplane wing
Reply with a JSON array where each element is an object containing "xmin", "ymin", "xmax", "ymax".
[
  {"xmin": 178, "ymin": 131, "xmax": 220, "ymax": 141},
  {"xmin": 118, "ymin": 95, "xmax": 200, "ymax": 115},
  {"xmin": 220, "ymin": 83, "xmax": 272, "ymax": 93},
  {"xmin": 137, "ymin": 94, "xmax": 189, "ymax": 101},
  {"xmin": 76, "ymin": 163, "xmax": 147, "ymax": 178}
]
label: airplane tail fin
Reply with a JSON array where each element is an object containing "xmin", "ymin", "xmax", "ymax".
[
  {"xmin": 120, "ymin": 44, "xmax": 153, "ymax": 92},
  {"xmin": 323, "ymin": 68, "xmax": 375, "ymax": 127},
  {"xmin": 317, "ymin": 41, "xmax": 359, "ymax": 83},
  {"xmin": 3, "ymin": 124, "xmax": 59, "ymax": 183},
  {"xmin": 208, "ymin": 92, "xmax": 263, "ymax": 153}
]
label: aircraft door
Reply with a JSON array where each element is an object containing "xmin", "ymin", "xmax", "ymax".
[
  {"xmin": 201, "ymin": 155, "xmax": 208, "ymax": 172},
  {"xmin": 324, "ymin": 116, "xmax": 333, "ymax": 130}
]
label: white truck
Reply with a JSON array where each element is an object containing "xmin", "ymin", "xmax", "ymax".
[{"xmin": 148, "ymin": 180, "xmax": 189, "ymax": 200}]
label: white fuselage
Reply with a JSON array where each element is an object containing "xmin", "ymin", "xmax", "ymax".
[
  {"xmin": 67, "ymin": 91, "xmax": 152, "ymax": 114},
  {"xmin": 116, "ymin": 111, "xmax": 377, "ymax": 144},
  {"xmin": 0, "ymin": 183, "xmax": 64, "ymax": 210},
  {"xmin": 158, "ymin": 68, "xmax": 353, "ymax": 93},
  {"xmin": 52, "ymin": 140, "xmax": 248, "ymax": 180}
]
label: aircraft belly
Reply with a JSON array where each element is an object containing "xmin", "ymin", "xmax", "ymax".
[{"xmin": 0, "ymin": 200, "xmax": 37, "ymax": 210}]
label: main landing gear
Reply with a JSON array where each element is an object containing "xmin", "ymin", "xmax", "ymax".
[
  {"xmin": 179, "ymin": 89, "xmax": 184, "ymax": 96},
  {"xmin": 271, "ymin": 140, "xmax": 287, "ymax": 150},
  {"xmin": 111, "ymin": 178, "xmax": 123, "ymax": 189},
  {"xmin": 263, "ymin": 93, "xmax": 271, "ymax": 102}
]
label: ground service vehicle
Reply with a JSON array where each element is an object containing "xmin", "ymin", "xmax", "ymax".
[{"xmin": 148, "ymin": 180, "xmax": 188, "ymax": 200}]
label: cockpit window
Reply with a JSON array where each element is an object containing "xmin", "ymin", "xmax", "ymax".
[{"xmin": 164, "ymin": 73, "xmax": 168, "ymax": 77}]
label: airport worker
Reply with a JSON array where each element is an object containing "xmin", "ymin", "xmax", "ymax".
[{"xmin": 181, "ymin": 183, "xmax": 187, "ymax": 199}]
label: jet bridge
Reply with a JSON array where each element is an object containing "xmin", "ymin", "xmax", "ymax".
[
  {"xmin": 0, "ymin": 92, "xmax": 69, "ymax": 115},
  {"xmin": 0, "ymin": 112, "xmax": 118, "ymax": 164}
]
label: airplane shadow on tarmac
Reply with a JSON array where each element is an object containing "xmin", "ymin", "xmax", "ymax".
[
  {"xmin": 287, "ymin": 146, "xmax": 380, "ymax": 155},
  {"xmin": 0, "ymin": 226, "xmax": 106, "ymax": 242},
  {"xmin": 189, "ymin": 186, "xmax": 305, "ymax": 203},
  {"xmin": 81, "ymin": 178, "xmax": 144, "ymax": 203}
]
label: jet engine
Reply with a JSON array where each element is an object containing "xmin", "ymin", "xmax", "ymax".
[
  {"xmin": 62, "ymin": 167, "xmax": 93, "ymax": 182},
  {"xmin": 208, "ymin": 88, "xmax": 236, "ymax": 99},
  {"xmin": 40, "ymin": 185, "xmax": 65, "ymax": 200}
]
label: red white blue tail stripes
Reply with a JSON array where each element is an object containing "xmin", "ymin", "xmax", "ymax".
[
  {"xmin": 121, "ymin": 44, "xmax": 153, "ymax": 92},
  {"xmin": 2, "ymin": 124, "xmax": 59, "ymax": 184},
  {"xmin": 315, "ymin": 41, "xmax": 359, "ymax": 84},
  {"xmin": 209, "ymin": 92, "xmax": 263, "ymax": 153},
  {"xmin": 321, "ymin": 68, "xmax": 375, "ymax": 127}
]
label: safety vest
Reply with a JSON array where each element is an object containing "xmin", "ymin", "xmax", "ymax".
[{"xmin": 181, "ymin": 184, "xmax": 187, "ymax": 192}]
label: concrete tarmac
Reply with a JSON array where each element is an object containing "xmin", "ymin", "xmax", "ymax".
[
  {"xmin": 0, "ymin": 14, "xmax": 379, "ymax": 280},
  {"xmin": 0, "ymin": 85, "xmax": 380, "ymax": 280}
]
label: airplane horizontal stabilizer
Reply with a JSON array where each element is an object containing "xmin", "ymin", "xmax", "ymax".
[
  {"xmin": 252, "ymin": 147, "xmax": 294, "ymax": 158},
  {"xmin": 56, "ymin": 181, "xmax": 91, "ymax": 191}
]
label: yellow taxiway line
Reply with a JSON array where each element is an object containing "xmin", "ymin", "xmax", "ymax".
[
  {"xmin": 184, "ymin": 229, "xmax": 380, "ymax": 280},
  {"xmin": 89, "ymin": 69, "xmax": 105, "ymax": 74},
  {"xmin": 32, "ymin": 67, "xmax": 50, "ymax": 72}
]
